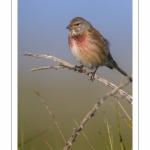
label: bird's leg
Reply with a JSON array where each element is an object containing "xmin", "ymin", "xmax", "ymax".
[
  {"xmin": 88, "ymin": 66, "xmax": 99, "ymax": 81},
  {"xmin": 74, "ymin": 65, "xmax": 84, "ymax": 72}
]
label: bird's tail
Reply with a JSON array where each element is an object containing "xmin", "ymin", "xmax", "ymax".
[
  {"xmin": 116, "ymin": 66, "xmax": 127, "ymax": 76},
  {"xmin": 107, "ymin": 53, "xmax": 128, "ymax": 76}
]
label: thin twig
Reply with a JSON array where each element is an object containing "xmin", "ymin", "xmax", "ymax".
[
  {"xmin": 23, "ymin": 53, "xmax": 132, "ymax": 103},
  {"xmin": 23, "ymin": 113, "xmax": 54, "ymax": 150},
  {"xmin": 118, "ymin": 77, "xmax": 132, "ymax": 121},
  {"xmin": 31, "ymin": 66, "xmax": 65, "ymax": 71},
  {"xmin": 63, "ymin": 78, "xmax": 132, "ymax": 150},
  {"xmin": 34, "ymin": 90, "xmax": 66, "ymax": 143}
]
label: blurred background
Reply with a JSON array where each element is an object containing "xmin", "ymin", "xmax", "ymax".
[{"xmin": 18, "ymin": 0, "xmax": 132, "ymax": 150}]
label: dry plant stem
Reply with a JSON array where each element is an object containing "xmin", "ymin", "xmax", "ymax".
[
  {"xmin": 117, "ymin": 101, "xmax": 132, "ymax": 121},
  {"xmin": 34, "ymin": 90, "xmax": 66, "ymax": 143},
  {"xmin": 97, "ymin": 130, "xmax": 111, "ymax": 150},
  {"xmin": 116, "ymin": 99, "xmax": 126, "ymax": 150},
  {"xmin": 102, "ymin": 110, "xmax": 111, "ymax": 150},
  {"xmin": 23, "ymin": 113, "xmax": 54, "ymax": 150},
  {"xmin": 106, "ymin": 120, "xmax": 113, "ymax": 150},
  {"xmin": 23, "ymin": 53, "xmax": 132, "ymax": 103},
  {"xmin": 63, "ymin": 78, "xmax": 131, "ymax": 150},
  {"xmin": 97, "ymin": 130, "xmax": 105, "ymax": 141},
  {"xmin": 109, "ymin": 102, "xmax": 132, "ymax": 129}
]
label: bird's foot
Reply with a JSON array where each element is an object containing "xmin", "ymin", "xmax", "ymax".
[
  {"xmin": 87, "ymin": 66, "xmax": 99, "ymax": 81},
  {"xmin": 74, "ymin": 65, "xmax": 84, "ymax": 73},
  {"xmin": 87, "ymin": 72, "xmax": 95, "ymax": 81}
]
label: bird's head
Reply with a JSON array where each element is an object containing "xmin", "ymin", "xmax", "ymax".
[{"xmin": 66, "ymin": 17, "xmax": 92, "ymax": 35}]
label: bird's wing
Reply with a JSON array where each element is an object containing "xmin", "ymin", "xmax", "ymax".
[
  {"xmin": 87, "ymin": 28, "xmax": 110, "ymax": 56},
  {"xmin": 87, "ymin": 28, "xmax": 109, "ymax": 46}
]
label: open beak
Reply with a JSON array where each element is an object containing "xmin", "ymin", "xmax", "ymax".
[{"xmin": 66, "ymin": 25, "xmax": 71, "ymax": 30}]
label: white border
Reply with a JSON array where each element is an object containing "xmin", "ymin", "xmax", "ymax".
[
  {"xmin": 0, "ymin": 1, "xmax": 12, "ymax": 150},
  {"xmin": 133, "ymin": 0, "xmax": 139, "ymax": 149},
  {"xmin": 139, "ymin": 0, "xmax": 150, "ymax": 150},
  {"xmin": 12, "ymin": 0, "xmax": 17, "ymax": 150}
]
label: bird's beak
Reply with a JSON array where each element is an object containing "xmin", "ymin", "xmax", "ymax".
[{"xmin": 66, "ymin": 25, "xmax": 71, "ymax": 30}]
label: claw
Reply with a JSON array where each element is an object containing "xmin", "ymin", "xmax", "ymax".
[
  {"xmin": 88, "ymin": 72, "xmax": 95, "ymax": 81},
  {"xmin": 74, "ymin": 65, "xmax": 84, "ymax": 72},
  {"xmin": 88, "ymin": 66, "xmax": 99, "ymax": 81}
]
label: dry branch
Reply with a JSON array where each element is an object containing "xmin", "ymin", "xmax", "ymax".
[
  {"xmin": 73, "ymin": 119, "xmax": 96, "ymax": 150},
  {"xmin": 23, "ymin": 53, "xmax": 132, "ymax": 103},
  {"xmin": 63, "ymin": 78, "xmax": 131, "ymax": 150}
]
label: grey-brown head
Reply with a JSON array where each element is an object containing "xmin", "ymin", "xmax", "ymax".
[{"xmin": 66, "ymin": 17, "xmax": 93, "ymax": 35}]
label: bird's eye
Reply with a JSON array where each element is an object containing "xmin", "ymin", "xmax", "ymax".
[{"xmin": 75, "ymin": 23, "xmax": 80, "ymax": 26}]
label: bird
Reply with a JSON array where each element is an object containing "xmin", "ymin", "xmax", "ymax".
[{"xmin": 66, "ymin": 17, "xmax": 127, "ymax": 80}]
